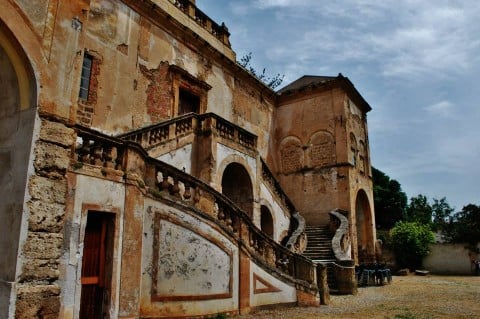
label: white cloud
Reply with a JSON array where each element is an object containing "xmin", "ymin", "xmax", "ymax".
[
  {"xmin": 252, "ymin": 0, "xmax": 307, "ymax": 9},
  {"xmin": 239, "ymin": 0, "xmax": 480, "ymax": 80},
  {"xmin": 424, "ymin": 100, "xmax": 454, "ymax": 118}
]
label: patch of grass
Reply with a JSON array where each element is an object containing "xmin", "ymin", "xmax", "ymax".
[{"xmin": 390, "ymin": 311, "xmax": 434, "ymax": 319}]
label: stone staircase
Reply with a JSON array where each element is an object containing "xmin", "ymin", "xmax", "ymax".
[{"xmin": 303, "ymin": 225, "xmax": 338, "ymax": 291}]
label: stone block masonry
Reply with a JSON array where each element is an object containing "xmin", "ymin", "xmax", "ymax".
[{"xmin": 15, "ymin": 119, "xmax": 74, "ymax": 319}]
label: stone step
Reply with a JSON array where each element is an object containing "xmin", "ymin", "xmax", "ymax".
[
  {"xmin": 304, "ymin": 252, "xmax": 334, "ymax": 256},
  {"xmin": 306, "ymin": 242, "xmax": 331, "ymax": 246}
]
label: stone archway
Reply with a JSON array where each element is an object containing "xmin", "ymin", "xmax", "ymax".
[
  {"xmin": 355, "ymin": 189, "xmax": 375, "ymax": 263},
  {"xmin": 0, "ymin": 21, "xmax": 37, "ymax": 318},
  {"xmin": 260, "ymin": 205, "xmax": 274, "ymax": 238},
  {"xmin": 221, "ymin": 162, "xmax": 254, "ymax": 218}
]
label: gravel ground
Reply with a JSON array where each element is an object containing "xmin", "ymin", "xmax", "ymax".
[{"xmin": 234, "ymin": 275, "xmax": 480, "ymax": 319}]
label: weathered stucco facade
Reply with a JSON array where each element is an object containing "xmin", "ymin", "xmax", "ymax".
[{"xmin": 0, "ymin": 0, "xmax": 375, "ymax": 318}]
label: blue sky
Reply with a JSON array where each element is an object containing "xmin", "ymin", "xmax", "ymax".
[{"xmin": 197, "ymin": 0, "xmax": 480, "ymax": 210}]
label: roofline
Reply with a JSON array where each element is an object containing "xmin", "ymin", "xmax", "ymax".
[{"xmin": 277, "ymin": 74, "xmax": 372, "ymax": 113}]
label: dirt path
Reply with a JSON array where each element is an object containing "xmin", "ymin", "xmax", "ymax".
[{"xmin": 234, "ymin": 275, "xmax": 480, "ymax": 319}]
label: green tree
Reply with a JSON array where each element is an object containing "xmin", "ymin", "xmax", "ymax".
[
  {"xmin": 390, "ymin": 221, "xmax": 435, "ymax": 269},
  {"xmin": 431, "ymin": 197, "xmax": 454, "ymax": 231},
  {"xmin": 405, "ymin": 194, "xmax": 433, "ymax": 225},
  {"xmin": 443, "ymin": 204, "xmax": 480, "ymax": 246},
  {"xmin": 372, "ymin": 167, "xmax": 407, "ymax": 229},
  {"xmin": 239, "ymin": 52, "xmax": 284, "ymax": 89}
]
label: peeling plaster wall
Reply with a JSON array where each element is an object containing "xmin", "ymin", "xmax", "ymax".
[
  {"xmin": 206, "ymin": 64, "xmax": 233, "ymax": 120},
  {"xmin": 141, "ymin": 198, "xmax": 239, "ymax": 317},
  {"xmin": 157, "ymin": 143, "xmax": 193, "ymax": 174},
  {"xmin": 61, "ymin": 175, "xmax": 125, "ymax": 319},
  {"xmin": 232, "ymin": 78, "xmax": 275, "ymax": 159},
  {"xmin": 78, "ymin": 0, "xmax": 276, "ymax": 157},
  {"xmin": 274, "ymin": 89, "xmax": 350, "ymax": 225}
]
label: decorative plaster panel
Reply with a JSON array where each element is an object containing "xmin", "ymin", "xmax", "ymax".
[{"xmin": 152, "ymin": 212, "xmax": 233, "ymax": 301}]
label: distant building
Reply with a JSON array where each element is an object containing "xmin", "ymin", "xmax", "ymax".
[{"xmin": 0, "ymin": 0, "xmax": 376, "ymax": 317}]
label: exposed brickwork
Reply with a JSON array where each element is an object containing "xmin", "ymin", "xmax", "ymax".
[
  {"xmin": 140, "ymin": 62, "xmax": 172, "ymax": 123},
  {"xmin": 77, "ymin": 56, "xmax": 101, "ymax": 127}
]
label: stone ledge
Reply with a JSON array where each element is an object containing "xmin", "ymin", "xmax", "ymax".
[{"xmin": 39, "ymin": 120, "xmax": 75, "ymax": 147}]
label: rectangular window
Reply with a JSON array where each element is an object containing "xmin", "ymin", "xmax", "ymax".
[
  {"xmin": 79, "ymin": 53, "xmax": 93, "ymax": 101},
  {"xmin": 178, "ymin": 88, "xmax": 200, "ymax": 115}
]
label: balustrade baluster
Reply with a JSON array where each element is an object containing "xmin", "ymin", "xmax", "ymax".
[
  {"xmin": 104, "ymin": 146, "xmax": 117, "ymax": 168},
  {"xmin": 159, "ymin": 174, "xmax": 170, "ymax": 192},
  {"xmin": 78, "ymin": 138, "xmax": 91, "ymax": 163},
  {"xmin": 115, "ymin": 148, "xmax": 123, "ymax": 170},
  {"xmin": 183, "ymin": 183, "xmax": 191, "ymax": 200},
  {"xmin": 171, "ymin": 179, "xmax": 181, "ymax": 197},
  {"xmin": 224, "ymin": 211, "xmax": 233, "ymax": 231},
  {"xmin": 217, "ymin": 205, "xmax": 225, "ymax": 221},
  {"xmin": 91, "ymin": 143, "xmax": 103, "ymax": 166}
]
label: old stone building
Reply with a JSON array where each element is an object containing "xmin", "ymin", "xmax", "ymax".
[{"xmin": 0, "ymin": 0, "xmax": 375, "ymax": 318}]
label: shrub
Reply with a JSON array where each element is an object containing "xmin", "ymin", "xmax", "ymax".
[{"xmin": 390, "ymin": 221, "xmax": 434, "ymax": 269}]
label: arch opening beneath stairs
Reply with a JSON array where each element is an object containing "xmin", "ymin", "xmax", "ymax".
[
  {"xmin": 260, "ymin": 205, "xmax": 274, "ymax": 238},
  {"xmin": 355, "ymin": 189, "xmax": 375, "ymax": 263},
  {"xmin": 221, "ymin": 162, "xmax": 254, "ymax": 218}
]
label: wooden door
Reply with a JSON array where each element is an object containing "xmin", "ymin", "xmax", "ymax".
[{"xmin": 80, "ymin": 213, "xmax": 111, "ymax": 319}]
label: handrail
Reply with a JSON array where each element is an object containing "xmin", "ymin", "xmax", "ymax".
[
  {"xmin": 117, "ymin": 112, "xmax": 257, "ymax": 151},
  {"xmin": 74, "ymin": 125, "xmax": 316, "ymax": 286},
  {"xmin": 329, "ymin": 209, "xmax": 352, "ymax": 261},
  {"xmin": 285, "ymin": 212, "xmax": 306, "ymax": 253}
]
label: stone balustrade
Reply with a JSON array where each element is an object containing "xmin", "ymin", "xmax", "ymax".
[
  {"xmin": 73, "ymin": 125, "xmax": 316, "ymax": 287},
  {"xmin": 170, "ymin": 0, "xmax": 231, "ymax": 46},
  {"xmin": 119, "ymin": 112, "xmax": 257, "ymax": 151},
  {"xmin": 147, "ymin": 155, "xmax": 315, "ymax": 285},
  {"xmin": 76, "ymin": 126, "xmax": 125, "ymax": 170},
  {"xmin": 329, "ymin": 209, "xmax": 352, "ymax": 261},
  {"xmin": 119, "ymin": 113, "xmax": 197, "ymax": 149},
  {"xmin": 261, "ymin": 158, "xmax": 296, "ymax": 213}
]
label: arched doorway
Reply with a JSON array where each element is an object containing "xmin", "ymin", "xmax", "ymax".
[
  {"xmin": 260, "ymin": 205, "xmax": 274, "ymax": 238},
  {"xmin": 355, "ymin": 189, "xmax": 374, "ymax": 263},
  {"xmin": 221, "ymin": 163, "xmax": 254, "ymax": 218},
  {"xmin": 0, "ymin": 21, "xmax": 37, "ymax": 317}
]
